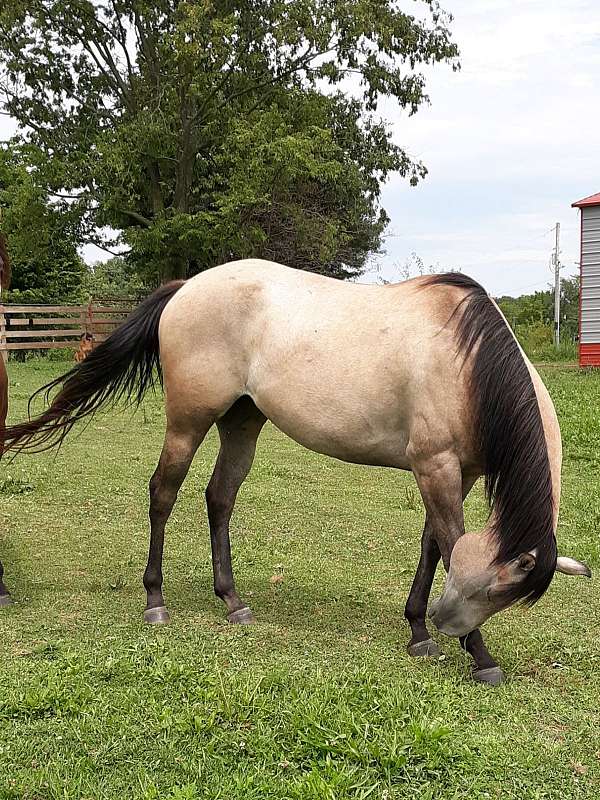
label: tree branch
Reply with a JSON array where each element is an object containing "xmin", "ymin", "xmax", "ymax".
[{"xmin": 118, "ymin": 209, "xmax": 153, "ymax": 227}]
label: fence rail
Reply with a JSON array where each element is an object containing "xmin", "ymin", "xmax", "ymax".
[{"xmin": 0, "ymin": 303, "xmax": 132, "ymax": 360}]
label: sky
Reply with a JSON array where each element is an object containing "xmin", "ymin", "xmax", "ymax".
[
  {"xmin": 364, "ymin": 0, "xmax": 600, "ymax": 295},
  {"xmin": 1, "ymin": 1, "xmax": 599, "ymax": 297}
]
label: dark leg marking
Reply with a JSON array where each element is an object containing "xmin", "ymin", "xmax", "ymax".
[
  {"xmin": 460, "ymin": 630, "xmax": 504, "ymax": 686},
  {"xmin": 405, "ymin": 520, "xmax": 442, "ymax": 656}
]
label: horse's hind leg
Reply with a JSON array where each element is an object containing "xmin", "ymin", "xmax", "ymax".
[
  {"xmin": 143, "ymin": 421, "xmax": 211, "ymax": 624},
  {"xmin": 205, "ymin": 397, "xmax": 266, "ymax": 623}
]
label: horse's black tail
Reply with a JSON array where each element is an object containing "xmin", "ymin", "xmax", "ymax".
[{"xmin": 1, "ymin": 281, "xmax": 185, "ymax": 455}]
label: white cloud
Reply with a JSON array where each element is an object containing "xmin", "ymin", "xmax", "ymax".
[{"xmin": 369, "ymin": 0, "xmax": 600, "ymax": 295}]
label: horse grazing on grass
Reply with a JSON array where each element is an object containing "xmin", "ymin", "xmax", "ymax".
[
  {"xmin": 0, "ymin": 260, "xmax": 591, "ymax": 684},
  {"xmin": 0, "ymin": 231, "xmax": 12, "ymax": 607}
]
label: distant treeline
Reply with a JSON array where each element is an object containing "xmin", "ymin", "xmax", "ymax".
[{"xmin": 497, "ymin": 276, "xmax": 579, "ymax": 362}]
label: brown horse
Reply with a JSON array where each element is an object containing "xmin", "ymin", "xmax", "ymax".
[
  {"xmin": 0, "ymin": 260, "xmax": 591, "ymax": 684},
  {"xmin": 0, "ymin": 232, "xmax": 11, "ymax": 606}
]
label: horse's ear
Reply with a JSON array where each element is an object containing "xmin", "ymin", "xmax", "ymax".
[{"xmin": 556, "ymin": 556, "xmax": 592, "ymax": 578}]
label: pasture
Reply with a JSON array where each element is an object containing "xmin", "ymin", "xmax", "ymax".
[{"xmin": 0, "ymin": 359, "xmax": 599, "ymax": 800}]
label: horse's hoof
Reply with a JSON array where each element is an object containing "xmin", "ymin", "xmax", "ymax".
[
  {"xmin": 407, "ymin": 638, "xmax": 441, "ymax": 657},
  {"xmin": 0, "ymin": 594, "xmax": 12, "ymax": 608},
  {"xmin": 143, "ymin": 605, "xmax": 170, "ymax": 625},
  {"xmin": 227, "ymin": 606, "xmax": 255, "ymax": 625},
  {"xmin": 473, "ymin": 666, "xmax": 504, "ymax": 686}
]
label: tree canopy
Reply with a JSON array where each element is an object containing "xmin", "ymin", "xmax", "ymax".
[
  {"xmin": 0, "ymin": 146, "xmax": 86, "ymax": 301},
  {"xmin": 0, "ymin": 0, "xmax": 459, "ymax": 283}
]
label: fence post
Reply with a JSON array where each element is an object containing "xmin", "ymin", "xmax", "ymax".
[{"xmin": 0, "ymin": 304, "xmax": 6, "ymax": 364}]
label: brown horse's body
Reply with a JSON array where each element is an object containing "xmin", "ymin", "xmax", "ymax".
[{"xmin": 0, "ymin": 259, "xmax": 590, "ymax": 682}]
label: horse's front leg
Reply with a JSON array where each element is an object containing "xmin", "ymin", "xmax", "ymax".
[
  {"xmin": 410, "ymin": 454, "xmax": 503, "ymax": 685},
  {"xmin": 459, "ymin": 630, "xmax": 503, "ymax": 685},
  {"xmin": 404, "ymin": 519, "xmax": 442, "ymax": 656}
]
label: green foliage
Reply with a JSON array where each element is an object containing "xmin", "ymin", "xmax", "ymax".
[
  {"xmin": 0, "ymin": 360, "xmax": 599, "ymax": 798},
  {"xmin": 0, "ymin": 146, "xmax": 85, "ymax": 301},
  {"xmin": 498, "ymin": 276, "xmax": 579, "ymax": 362},
  {"xmin": 0, "ymin": 0, "xmax": 459, "ymax": 283},
  {"xmin": 81, "ymin": 257, "xmax": 151, "ymax": 301}
]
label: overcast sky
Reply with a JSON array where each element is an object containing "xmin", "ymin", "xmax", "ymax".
[
  {"xmin": 366, "ymin": 0, "xmax": 600, "ymax": 295},
  {"xmin": 1, "ymin": 1, "xmax": 599, "ymax": 297}
]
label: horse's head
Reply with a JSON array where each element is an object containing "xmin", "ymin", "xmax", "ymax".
[{"xmin": 428, "ymin": 531, "xmax": 591, "ymax": 637}]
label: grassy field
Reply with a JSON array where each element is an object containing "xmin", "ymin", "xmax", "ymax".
[{"xmin": 0, "ymin": 360, "xmax": 599, "ymax": 800}]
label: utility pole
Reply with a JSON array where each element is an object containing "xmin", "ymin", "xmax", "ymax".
[{"xmin": 552, "ymin": 222, "xmax": 561, "ymax": 347}]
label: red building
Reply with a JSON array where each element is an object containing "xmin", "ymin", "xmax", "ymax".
[{"xmin": 572, "ymin": 192, "xmax": 600, "ymax": 366}]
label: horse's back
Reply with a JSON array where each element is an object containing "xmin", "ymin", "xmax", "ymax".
[{"xmin": 158, "ymin": 260, "xmax": 475, "ymax": 467}]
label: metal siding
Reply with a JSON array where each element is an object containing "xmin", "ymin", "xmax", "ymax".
[
  {"xmin": 580, "ymin": 343, "xmax": 600, "ymax": 367},
  {"xmin": 580, "ymin": 206, "xmax": 600, "ymax": 343}
]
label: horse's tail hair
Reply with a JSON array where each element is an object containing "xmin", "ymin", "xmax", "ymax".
[{"xmin": 1, "ymin": 281, "xmax": 185, "ymax": 455}]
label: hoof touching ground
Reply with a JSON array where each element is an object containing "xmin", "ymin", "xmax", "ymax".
[
  {"xmin": 227, "ymin": 606, "xmax": 255, "ymax": 625},
  {"xmin": 143, "ymin": 605, "xmax": 171, "ymax": 625},
  {"xmin": 407, "ymin": 638, "xmax": 442, "ymax": 657},
  {"xmin": 473, "ymin": 666, "xmax": 504, "ymax": 686}
]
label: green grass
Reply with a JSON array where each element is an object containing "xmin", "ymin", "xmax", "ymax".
[{"xmin": 0, "ymin": 360, "xmax": 599, "ymax": 799}]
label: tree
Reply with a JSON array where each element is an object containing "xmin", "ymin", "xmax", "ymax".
[
  {"xmin": 497, "ymin": 276, "xmax": 580, "ymax": 342},
  {"xmin": 82, "ymin": 256, "xmax": 149, "ymax": 300},
  {"xmin": 0, "ymin": 146, "xmax": 86, "ymax": 301},
  {"xmin": 0, "ymin": 1, "xmax": 458, "ymax": 283}
]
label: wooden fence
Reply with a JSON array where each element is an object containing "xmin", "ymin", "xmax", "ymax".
[{"xmin": 0, "ymin": 303, "xmax": 132, "ymax": 361}]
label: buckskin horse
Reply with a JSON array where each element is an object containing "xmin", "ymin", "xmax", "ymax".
[
  {"xmin": 0, "ymin": 232, "xmax": 11, "ymax": 607},
  {"xmin": 0, "ymin": 259, "xmax": 591, "ymax": 684}
]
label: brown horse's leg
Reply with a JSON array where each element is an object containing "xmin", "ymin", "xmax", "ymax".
[
  {"xmin": 143, "ymin": 423, "xmax": 209, "ymax": 624},
  {"xmin": 205, "ymin": 397, "xmax": 266, "ymax": 623}
]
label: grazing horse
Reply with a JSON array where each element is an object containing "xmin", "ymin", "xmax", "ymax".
[
  {"xmin": 0, "ymin": 232, "xmax": 11, "ymax": 606},
  {"xmin": 0, "ymin": 260, "xmax": 590, "ymax": 684}
]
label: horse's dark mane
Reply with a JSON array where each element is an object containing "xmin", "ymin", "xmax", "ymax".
[
  {"xmin": 0, "ymin": 231, "xmax": 10, "ymax": 290},
  {"xmin": 424, "ymin": 272, "xmax": 556, "ymax": 605}
]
